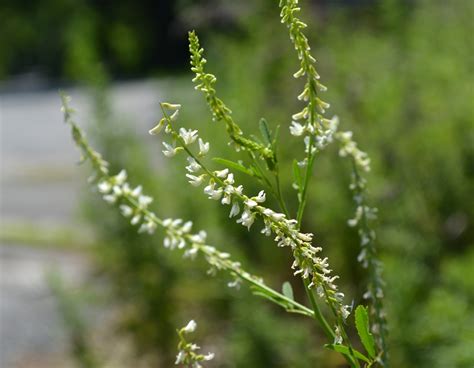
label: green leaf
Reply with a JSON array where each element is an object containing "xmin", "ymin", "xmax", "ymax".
[
  {"xmin": 213, "ymin": 157, "xmax": 253, "ymax": 176},
  {"xmin": 355, "ymin": 305, "xmax": 376, "ymax": 358},
  {"xmin": 282, "ymin": 281, "xmax": 294, "ymax": 300},
  {"xmin": 259, "ymin": 118, "xmax": 272, "ymax": 145},
  {"xmin": 251, "ymin": 289, "xmax": 287, "ymax": 309},
  {"xmin": 324, "ymin": 344, "xmax": 371, "ymax": 364}
]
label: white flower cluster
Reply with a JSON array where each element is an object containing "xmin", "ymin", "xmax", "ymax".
[
  {"xmin": 340, "ymin": 139, "xmax": 387, "ymax": 349},
  {"xmin": 97, "ymin": 168, "xmax": 247, "ymax": 291},
  {"xmin": 348, "ymin": 172, "xmax": 384, "ymax": 299},
  {"xmin": 175, "ymin": 320, "xmax": 214, "ymax": 367},
  {"xmin": 336, "ymin": 131, "xmax": 371, "ymax": 172},
  {"xmin": 97, "ymin": 169, "xmax": 157, "ymax": 234},
  {"xmin": 291, "ymin": 114, "xmax": 339, "ymax": 154},
  {"xmin": 280, "ymin": 0, "xmax": 337, "ymax": 153}
]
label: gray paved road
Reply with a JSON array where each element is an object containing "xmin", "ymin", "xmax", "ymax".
[{"xmin": 1, "ymin": 80, "xmax": 162, "ymax": 224}]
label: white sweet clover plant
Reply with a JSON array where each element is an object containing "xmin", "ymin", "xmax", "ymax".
[
  {"xmin": 61, "ymin": 0, "xmax": 388, "ymax": 366},
  {"xmin": 175, "ymin": 320, "xmax": 214, "ymax": 368}
]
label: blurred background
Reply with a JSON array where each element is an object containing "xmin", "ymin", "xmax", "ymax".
[{"xmin": 1, "ymin": 0, "xmax": 473, "ymax": 367}]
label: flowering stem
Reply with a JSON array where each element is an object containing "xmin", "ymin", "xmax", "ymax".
[{"xmin": 350, "ymin": 158, "xmax": 388, "ymax": 366}]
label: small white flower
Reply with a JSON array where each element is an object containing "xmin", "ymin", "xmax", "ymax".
[
  {"xmin": 297, "ymin": 87, "xmax": 310, "ymax": 101},
  {"xmin": 139, "ymin": 220, "xmax": 157, "ymax": 234},
  {"xmin": 293, "ymin": 68, "xmax": 305, "ymax": 78},
  {"xmin": 121, "ymin": 183, "xmax": 131, "ymax": 195},
  {"xmin": 203, "ymin": 352, "xmax": 215, "ymax": 361},
  {"xmin": 227, "ymin": 279, "xmax": 241, "ymax": 289},
  {"xmin": 114, "ymin": 170, "xmax": 127, "ymax": 185},
  {"xmin": 255, "ymin": 190, "xmax": 266, "ymax": 203},
  {"xmin": 186, "ymin": 174, "xmax": 206, "ymax": 187},
  {"xmin": 271, "ymin": 212, "xmax": 285, "ymax": 221},
  {"xmin": 112, "ymin": 185, "xmax": 122, "ymax": 196},
  {"xmin": 189, "ymin": 343, "xmax": 200, "ymax": 351},
  {"xmin": 214, "ymin": 168, "xmax": 229, "ymax": 178},
  {"xmin": 184, "ymin": 246, "xmax": 199, "ymax": 258},
  {"xmin": 179, "ymin": 128, "xmax": 198, "ymax": 145},
  {"xmin": 138, "ymin": 195, "xmax": 153, "ymax": 208},
  {"xmin": 334, "ymin": 326, "xmax": 343, "ymax": 344},
  {"xmin": 236, "ymin": 208, "xmax": 256, "ymax": 230},
  {"xmin": 233, "ymin": 185, "xmax": 243, "ymax": 195},
  {"xmin": 316, "ymin": 97, "xmax": 330, "ymax": 113},
  {"xmin": 186, "ymin": 157, "xmax": 201, "ymax": 173},
  {"xmin": 198, "ymin": 138, "xmax": 210, "ymax": 156},
  {"xmin": 175, "ymin": 351, "xmax": 185, "ymax": 364},
  {"xmin": 297, "ymin": 159, "xmax": 307, "ymax": 167},
  {"xmin": 149, "ymin": 118, "xmax": 166, "ymax": 135},
  {"xmin": 224, "ymin": 173, "xmax": 234, "ymax": 185},
  {"xmin": 183, "ymin": 320, "xmax": 197, "ymax": 333},
  {"xmin": 229, "ymin": 201, "xmax": 240, "ymax": 218},
  {"xmin": 317, "ymin": 82, "xmax": 328, "ymax": 92},
  {"xmin": 131, "ymin": 214, "xmax": 141, "ymax": 225},
  {"xmin": 98, "ymin": 180, "xmax": 112, "ymax": 193},
  {"xmin": 171, "ymin": 218, "xmax": 183, "ymax": 227},
  {"xmin": 263, "ymin": 208, "xmax": 285, "ymax": 222},
  {"xmin": 341, "ymin": 305, "xmax": 351, "ymax": 320},
  {"xmin": 120, "ymin": 204, "xmax": 133, "ymax": 217},
  {"xmin": 297, "ymin": 232, "xmax": 313, "ymax": 242},
  {"xmin": 290, "ymin": 121, "xmax": 305, "ymax": 136},
  {"xmin": 169, "ymin": 109, "xmax": 180, "ymax": 121},
  {"xmin": 182, "ymin": 221, "xmax": 193, "ymax": 233},
  {"xmin": 292, "ymin": 108, "xmax": 308, "ymax": 121},
  {"xmin": 204, "ymin": 183, "xmax": 223, "ymax": 200},
  {"xmin": 131, "ymin": 185, "xmax": 142, "ymax": 198},
  {"xmin": 189, "ymin": 230, "xmax": 207, "ymax": 244},
  {"xmin": 162, "ymin": 142, "xmax": 180, "ymax": 157},
  {"xmin": 261, "ymin": 222, "xmax": 272, "ymax": 236},
  {"xmin": 221, "ymin": 194, "xmax": 231, "ymax": 205},
  {"xmin": 244, "ymin": 199, "xmax": 258, "ymax": 208}
]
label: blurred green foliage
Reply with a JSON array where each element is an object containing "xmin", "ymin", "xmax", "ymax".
[
  {"xmin": 52, "ymin": 0, "xmax": 474, "ymax": 366},
  {"xmin": 0, "ymin": 0, "xmax": 186, "ymax": 79}
]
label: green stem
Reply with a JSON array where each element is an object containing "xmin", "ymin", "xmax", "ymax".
[
  {"xmin": 274, "ymin": 170, "xmax": 291, "ymax": 218},
  {"xmin": 296, "ymin": 147, "xmax": 316, "ymax": 227},
  {"xmin": 238, "ymin": 272, "xmax": 315, "ymax": 317},
  {"xmin": 303, "ymin": 278, "xmax": 335, "ymax": 340}
]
